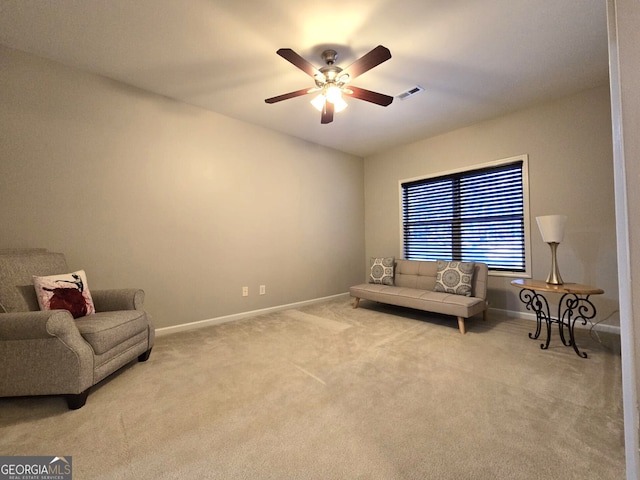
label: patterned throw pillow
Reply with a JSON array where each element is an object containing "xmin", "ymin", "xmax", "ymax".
[
  {"xmin": 369, "ymin": 257, "xmax": 395, "ymax": 285},
  {"xmin": 33, "ymin": 270, "xmax": 95, "ymax": 319},
  {"xmin": 434, "ymin": 260, "xmax": 476, "ymax": 296}
]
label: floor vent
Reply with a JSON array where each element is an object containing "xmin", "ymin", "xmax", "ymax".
[{"xmin": 397, "ymin": 85, "xmax": 424, "ymax": 100}]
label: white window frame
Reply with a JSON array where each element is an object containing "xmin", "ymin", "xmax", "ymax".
[{"xmin": 398, "ymin": 154, "xmax": 532, "ymax": 278}]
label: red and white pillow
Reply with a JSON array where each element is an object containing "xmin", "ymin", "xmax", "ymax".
[{"xmin": 33, "ymin": 270, "xmax": 95, "ymax": 319}]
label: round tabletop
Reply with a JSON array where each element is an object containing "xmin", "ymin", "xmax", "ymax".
[{"xmin": 510, "ymin": 278, "xmax": 604, "ymax": 295}]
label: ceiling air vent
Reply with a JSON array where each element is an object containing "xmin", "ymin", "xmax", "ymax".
[{"xmin": 397, "ymin": 85, "xmax": 424, "ymax": 100}]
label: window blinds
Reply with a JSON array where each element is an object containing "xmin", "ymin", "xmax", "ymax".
[{"xmin": 402, "ymin": 161, "xmax": 525, "ymax": 271}]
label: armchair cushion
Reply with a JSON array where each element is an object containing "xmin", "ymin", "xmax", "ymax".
[{"xmin": 75, "ymin": 310, "xmax": 148, "ymax": 355}]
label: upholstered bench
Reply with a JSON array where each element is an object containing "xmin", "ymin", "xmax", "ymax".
[{"xmin": 350, "ymin": 258, "xmax": 488, "ymax": 334}]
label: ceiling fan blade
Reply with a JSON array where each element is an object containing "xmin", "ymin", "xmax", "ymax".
[
  {"xmin": 342, "ymin": 45, "xmax": 391, "ymax": 80},
  {"xmin": 277, "ymin": 48, "xmax": 319, "ymax": 78},
  {"xmin": 321, "ymin": 101, "xmax": 334, "ymax": 124},
  {"xmin": 265, "ymin": 88, "xmax": 313, "ymax": 104},
  {"xmin": 344, "ymin": 86, "xmax": 394, "ymax": 106}
]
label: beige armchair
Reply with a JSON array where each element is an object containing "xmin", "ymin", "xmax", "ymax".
[{"xmin": 0, "ymin": 249, "xmax": 154, "ymax": 409}]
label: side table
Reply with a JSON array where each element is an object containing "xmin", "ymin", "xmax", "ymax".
[{"xmin": 510, "ymin": 279, "xmax": 604, "ymax": 358}]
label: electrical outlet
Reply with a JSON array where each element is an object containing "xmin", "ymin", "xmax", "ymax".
[
  {"xmin": 260, "ymin": 285, "xmax": 266, "ymax": 295},
  {"xmin": 242, "ymin": 286, "xmax": 248, "ymax": 297}
]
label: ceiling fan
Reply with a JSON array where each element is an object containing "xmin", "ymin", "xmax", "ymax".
[{"xmin": 265, "ymin": 45, "xmax": 394, "ymax": 124}]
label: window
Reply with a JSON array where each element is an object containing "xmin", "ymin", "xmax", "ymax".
[{"xmin": 401, "ymin": 156, "xmax": 530, "ymax": 274}]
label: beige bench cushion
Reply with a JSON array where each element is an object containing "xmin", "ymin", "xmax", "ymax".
[{"xmin": 349, "ymin": 283, "xmax": 486, "ymax": 319}]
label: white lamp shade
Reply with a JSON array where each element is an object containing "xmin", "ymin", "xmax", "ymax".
[
  {"xmin": 331, "ymin": 96, "xmax": 348, "ymax": 112},
  {"xmin": 310, "ymin": 90, "xmax": 348, "ymax": 113},
  {"xmin": 310, "ymin": 94, "xmax": 325, "ymax": 112},
  {"xmin": 325, "ymin": 85, "xmax": 343, "ymax": 103},
  {"xmin": 536, "ymin": 215, "xmax": 567, "ymax": 243}
]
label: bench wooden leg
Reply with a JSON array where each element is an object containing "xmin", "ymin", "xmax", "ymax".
[
  {"xmin": 483, "ymin": 308, "xmax": 488, "ymax": 321},
  {"xmin": 352, "ymin": 297, "xmax": 360, "ymax": 309},
  {"xmin": 457, "ymin": 317, "xmax": 466, "ymax": 335}
]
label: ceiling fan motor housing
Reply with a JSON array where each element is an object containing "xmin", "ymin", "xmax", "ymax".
[
  {"xmin": 316, "ymin": 50, "xmax": 346, "ymax": 87},
  {"xmin": 321, "ymin": 49, "xmax": 338, "ymax": 65}
]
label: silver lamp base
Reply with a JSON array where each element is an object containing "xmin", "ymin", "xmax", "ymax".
[{"xmin": 546, "ymin": 242, "xmax": 563, "ymax": 285}]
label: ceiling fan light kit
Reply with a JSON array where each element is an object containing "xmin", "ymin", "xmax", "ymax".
[
  {"xmin": 311, "ymin": 90, "xmax": 347, "ymax": 113},
  {"xmin": 265, "ymin": 45, "xmax": 394, "ymax": 124}
]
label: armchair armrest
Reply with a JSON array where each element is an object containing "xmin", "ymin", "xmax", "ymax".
[
  {"xmin": 91, "ymin": 288, "xmax": 145, "ymax": 312},
  {"xmin": 0, "ymin": 310, "xmax": 94, "ymax": 398},
  {"xmin": 0, "ymin": 310, "xmax": 90, "ymax": 352}
]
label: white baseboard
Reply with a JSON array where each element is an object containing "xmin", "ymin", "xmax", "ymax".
[
  {"xmin": 490, "ymin": 307, "xmax": 621, "ymax": 335},
  {"xmin": 156, "ymin": 292, "xmax": 351, "ymax": 337},
  {"xmin": 156, "ymin": 295, "xmax": 621, "ymax": 337}
]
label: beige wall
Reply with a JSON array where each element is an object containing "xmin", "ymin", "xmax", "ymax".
[
  {"xmin": 363, "ymin": 85, "xmax": 619, "ymax": 325},
  {"xmin": 0, "ymin": 44, "xmax": 619, "ymax": 331},
  {"xmin": 0, "ymin": 45, "xmax": 365, "ymax": 328}
]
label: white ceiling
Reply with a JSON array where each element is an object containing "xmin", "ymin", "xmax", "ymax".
[{"xmin": 0, "ymin": 0, "xmax": 609, "ymax": 157}]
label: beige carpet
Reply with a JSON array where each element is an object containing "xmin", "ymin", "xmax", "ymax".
[{"xmin": 0, "ymin": 298, "xmax": 625, "ymax": 479}]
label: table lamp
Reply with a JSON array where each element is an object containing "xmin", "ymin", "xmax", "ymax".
[{"xmin": 536, "ymin": 215, "xmax": 567, "ymax": 285}]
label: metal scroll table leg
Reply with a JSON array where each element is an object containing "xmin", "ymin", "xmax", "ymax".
[
  {"xmin": 519, "ymin": 288, "xmax": 552, "ymax": 350},
  {"xmin": 558, "ymin": 294, "xmax": 596, "ymax": 359}
]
